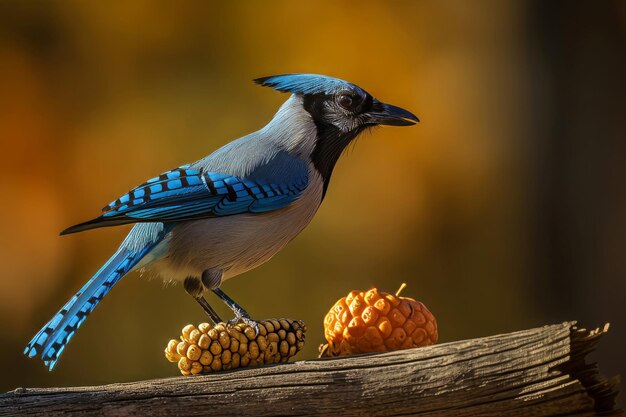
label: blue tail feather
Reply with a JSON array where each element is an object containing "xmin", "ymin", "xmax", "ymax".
[{"xmin": 25, "ymin": 224, "xmax": 167, "ymax": 370}]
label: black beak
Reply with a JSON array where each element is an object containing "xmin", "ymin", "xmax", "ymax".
[{"xmin": 366, "ymin": 99, "xmax": 419, "ymax": 126}]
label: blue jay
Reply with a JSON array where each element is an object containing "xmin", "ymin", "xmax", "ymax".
[{"xmin": 25, "ymin": 74, "xmax": 418, "ymax": 370}]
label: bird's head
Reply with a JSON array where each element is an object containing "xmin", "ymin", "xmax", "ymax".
[
  {"xmin": 255, "ymin": 73, "xmax": 418, "ymax": 134},
  {"xmin": 255, "ymin": 74, "xmax": 418, "ymax": 194}
]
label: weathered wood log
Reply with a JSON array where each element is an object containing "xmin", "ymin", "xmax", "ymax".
[{"xmin": 1, "ymin": 322, "xmax": 620, "ymax": 416}]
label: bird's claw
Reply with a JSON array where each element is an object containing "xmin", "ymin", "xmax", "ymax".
[{"xmin": 227, "ymin": 315, "xmax": 259, "ymax": 336}]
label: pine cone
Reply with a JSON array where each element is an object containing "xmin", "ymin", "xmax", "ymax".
[
  {"xmin": 320, "ymin": 284, "xmax": 437, "ymax": 357},
  {"xmin": 165, "ymin": 319, "xmax": 306, "ymax": 375}
]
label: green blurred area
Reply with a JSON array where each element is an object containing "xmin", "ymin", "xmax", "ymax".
[{"xmin": 0, "ymin": 0, "xmax": 624, "ymax": 399}]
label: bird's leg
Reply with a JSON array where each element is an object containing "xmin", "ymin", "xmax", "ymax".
[
  {"xmin": 183, "ymin": 276, "xmax": 222, "ymax": 324},
  {"xmin": 213, "ymin": 288, "xmax": 259, "ymax": 334},
  {"xmin": 201, "ymin": 270, "xmax": 258, "ymax": 334}
]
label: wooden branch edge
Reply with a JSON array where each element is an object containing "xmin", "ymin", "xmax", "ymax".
[{"xmin": 1, "ymin": 321, "xmax": 621, "ymax": 416}]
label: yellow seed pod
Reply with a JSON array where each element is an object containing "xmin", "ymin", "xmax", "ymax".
[
  {"xmin": 228, "ymin": 328, "xmax": 245, "ymax": 345},
  {"xmin": 240, "ymin": 354, "xmax": 250, "ymax": 367},
  {"xmin": 230, "ymin": 338, "xmax": 240, "ymax": 353},
  {"xmin": 178, "ymin": 357, "xmax": 191, "ymax": 372},
  {"xmin": 231, "ymin": 352, "xmax": 241, "ymax": 368},
  {"xmin": 176, "ymin": 341, "xmax": 189, "ymax": 357},
  {"xmin": 164, "ymin": 351, "xmax": 179, "ymax": 363},
  {"xmin": 186, "ymin": 344, "xmax": 202, "ymax": 361},
  {"xmin": 190, "ymin": 361, "xmax": 203, "ymax": 375},
  {"xmin": 209, "ymin": 340, "xmax": 221, "ymax": 356},
  {"xmin": 267, "ymin": 333, "xmax": 279, "ymax": 344},
  {"xmin": 189, "ymin": 329, "xmax": 202, "ymax": 344},
  {"xmin": 164, "ymin": 339, "xmax": 181, "ymax": 362},
  {"xmin": 270, "ymin": 320, "xmax": 280, "ymax": 332},
  {"xmin": 167, "ymin": 319, "xmax": 306, "ymax": 376},
  {"xmin": 167, "ymin": 339, "xmax": 179, "ymax": 353},
  {"xmin": 222, "ymin": 350, "xmax": 232, "ymax": 365},
  {"xmin": 181, "ymin": 324, "xmax": 196, "ymax": 342},
  {"xmin": 199, "ymin": 350, "xmax": 212, "ymax": 366},
  {"xmin": 198, "ymin": 334, "xmax": 211, "ymax": 350},
  {"xmin": 207, "ymin": 328, "xmax": 218, "ymax": 340},
  {"xmin": 211, "ymin": 357, "xmax": 222, "ymax": 372},
  {"xmin": 249, "ymin": 341, "xmax": 259, "ymax": 359},
  {"xmin": 218, "ymin": 331, "xmax": 230, "ymax": 350},
  {"xmin": 244, "ymin": 326, "xmax": 256, "ymax": 341}
]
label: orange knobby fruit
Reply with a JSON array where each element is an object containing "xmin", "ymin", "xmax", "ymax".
[{"xmin": 321, "ymin": 283, "xmax": 437, "ymax": 357}]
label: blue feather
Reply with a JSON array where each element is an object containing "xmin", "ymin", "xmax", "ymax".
[
  {"xmin": 25, "ymin": 223, "xmax": 168, "ymax": 370},
  {"xmin": 254, "ymin": 73, "xmax": 363, "ymax": 95}
]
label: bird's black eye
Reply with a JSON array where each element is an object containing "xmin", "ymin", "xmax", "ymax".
[{"xmin": 338, "ymin": 94, "xmax": 354, "ymax": 110}]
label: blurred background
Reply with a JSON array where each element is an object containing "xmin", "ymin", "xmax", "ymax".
[{"xmin": 0, "ymin": 0, "xmax": 624, "ymax": 403}]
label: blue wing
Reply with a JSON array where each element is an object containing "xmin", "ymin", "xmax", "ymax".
[{"xmin": 61, "ymin": 161, "xmax": 309, "ymax": 235}]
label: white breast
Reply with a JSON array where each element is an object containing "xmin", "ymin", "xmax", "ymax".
[{"xmin": 145, "ymin": 165, "xmax": 324, "ymax": 283}]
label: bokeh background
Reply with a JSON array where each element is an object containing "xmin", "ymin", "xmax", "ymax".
[{"xmin": 0, "ymin": 0, "xmax": 624, "ymax": 402}]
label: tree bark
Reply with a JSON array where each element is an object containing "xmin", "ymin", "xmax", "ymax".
[{"xmin": 1, "ymin": 322, "xmax": 620, "ymax": 416}]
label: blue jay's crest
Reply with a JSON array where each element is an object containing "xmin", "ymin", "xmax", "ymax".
[{"xmin": 254, "ymin": 74, "xmax": 360, "ymax": 95}]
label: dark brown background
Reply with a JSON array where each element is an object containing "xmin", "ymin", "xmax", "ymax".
[{"xmin": 0, "ymin": 0, "xmax": 624, "ymax": 406}]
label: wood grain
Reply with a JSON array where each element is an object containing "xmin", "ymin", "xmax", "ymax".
[{"xmin": 1, "ymin": 322, "xmax": 620, "ymax": 416}]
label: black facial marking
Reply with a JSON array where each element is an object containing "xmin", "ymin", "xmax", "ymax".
[{"xmin": 303, "ymin": 94, "xmax": 369, "ymax": 198}]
